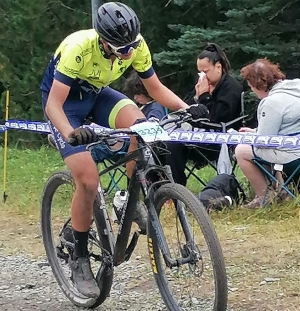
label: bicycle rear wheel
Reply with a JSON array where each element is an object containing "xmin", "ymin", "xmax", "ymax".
[
  {"xmin": 40, "ymin": 170, "xmax": 113, "ymax": 309},
  {"xmin": 148, "ymin": 183, "xmax": 227, "ymax": 311}
]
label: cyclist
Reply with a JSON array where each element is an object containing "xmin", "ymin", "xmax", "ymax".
[{"xmin": 40, "ymin": 1, "xmax": 201, "ymax": 298}]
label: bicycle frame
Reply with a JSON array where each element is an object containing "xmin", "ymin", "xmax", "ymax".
[
  {"xmin": 93, "ymin": 138, "xmax": 172, "ymax": 266},
  {"xmin": 93, "ymin": 137, "xmax": 198, "ymax": 268}
]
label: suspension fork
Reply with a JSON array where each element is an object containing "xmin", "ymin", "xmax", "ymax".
[{"xmin": 136, "ymin": 164, "xmax": 180, "ymax": 268}]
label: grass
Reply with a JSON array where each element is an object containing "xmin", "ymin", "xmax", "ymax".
[
  {"xmin": 0, "ymin": 146, "xmax": 64, "ymax": 212},
  {"xmin": 0, "ymin": 146, "xmax": 300, "ymax": 310}
]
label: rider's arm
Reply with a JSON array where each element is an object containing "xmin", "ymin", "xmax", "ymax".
[
  {"xmin": 45, "ymin": 80, "xmax": 73, "ymax": 139},
  {"xmin": 141, "ymin": 74, "xmax": 188, "ymax": 111},
  {"xmin": 132, "ymin": 37, "xmax": 188, "ymax": 111},
  {"xmin": 45, "ymin": 43, "xmax": 84, "ymax": 139}
]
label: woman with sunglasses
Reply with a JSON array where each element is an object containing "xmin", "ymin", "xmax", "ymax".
[{"xmin": 40, "ymin": 1, "xmax": 197, "ymax": 298}]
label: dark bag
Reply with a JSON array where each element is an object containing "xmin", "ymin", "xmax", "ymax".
[{"xmin": 199, "ymin": 173, "xmax": 245, "ymax": 210}]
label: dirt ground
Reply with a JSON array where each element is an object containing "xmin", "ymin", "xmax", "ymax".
[{"xmin": 0, "ymin": 209, "xmax": 300, "ymax": 311}]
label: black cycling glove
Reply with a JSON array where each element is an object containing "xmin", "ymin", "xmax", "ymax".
[
  {"xmin": 67, "ymin": 127, "xmax": 98, "ymax": 146},
  {"xmin": 187, "ymin": 103, "xmax": 209, "ymax": 120}
]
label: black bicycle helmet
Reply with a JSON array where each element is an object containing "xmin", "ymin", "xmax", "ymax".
[{"xmin": 95, "ymin": 2, "xmax": 140, "ymax": 45}]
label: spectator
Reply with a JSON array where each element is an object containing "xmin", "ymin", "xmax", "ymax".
[
  {"xmin": 164, "ymin": 43, "xmax": 243, "ymax": 186},
  {"xmin": 123, "ymin": 70, "xmax": 167, "ymax": 122},
  {"xmin": 235, "ymin": 58, "xmax": 300, "ymax": 209}
]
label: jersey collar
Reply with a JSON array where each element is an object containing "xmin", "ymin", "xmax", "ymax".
[{"xmin": 98, "ymin": 39, "xmax": 113, "ymax": 59}]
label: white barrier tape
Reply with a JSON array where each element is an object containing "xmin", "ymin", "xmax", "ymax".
[
  {"xmin": 4, "ymin": 120, "xmax": 51, "ymax": 133},
  {"xmin": 2, "ymin": 119, "xmax": 300, "ymax": 148}
]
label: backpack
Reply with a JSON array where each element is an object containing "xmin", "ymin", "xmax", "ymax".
[{"xmin": 199, "ymin": 173, "xmax": 246, "ymax": 211}]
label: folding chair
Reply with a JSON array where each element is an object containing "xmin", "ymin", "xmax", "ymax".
[
  {"xmin": 185, "ymin": 91, "xmax": 248, "ymax": 187},
  {"xmin": 185, "ymin": 114, "xmax": 247, "ymax": 186},
  {"xmin": 252, "ymin": 157, "xmax": 300, "ymax": 205},
  {"xmin": 185, "ymin": 146, "xmax": 218, "ymax": 186},
  {"xmin": 99, "ymin": 157, "xmax": 128, "ymax": 195}
]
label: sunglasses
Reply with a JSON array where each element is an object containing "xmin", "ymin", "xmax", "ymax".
[{"xmin": 107, "ymin": 39, "xmax": 141, "ymax": 55}]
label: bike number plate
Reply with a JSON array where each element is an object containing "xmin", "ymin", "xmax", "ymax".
[{"xmin": 130, "ymin": 121, "xmax": 170, "ymax": 142}]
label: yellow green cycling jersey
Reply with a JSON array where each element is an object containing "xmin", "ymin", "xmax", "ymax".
[{"xmin": 40, "ymin": 29, "xmax": 154, "ymax": 94}]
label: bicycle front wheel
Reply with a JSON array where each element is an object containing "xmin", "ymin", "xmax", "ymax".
[
  {"xmin": 40, "ymin": 170, "xmax": 113, "ymax": 309},
  {"xmin": 148, "ymin": 183, "xmax": 227, "ymax": 311}
]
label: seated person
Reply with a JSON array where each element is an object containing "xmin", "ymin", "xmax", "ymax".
[
  {"xmin": 164, "ymin": 43, "xmax": 243, "ymax": 186},
  {"xmin": 235, "ymin": 58, "xmax": 300, "ymax": 209},
  {"xmin": 123, "ymin": 70, "xmax": 167, "ymax": 121}
]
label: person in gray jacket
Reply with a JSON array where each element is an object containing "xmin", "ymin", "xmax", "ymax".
[{"xmin": 235, "ymin": 58, "xmax": 300, "ymax": 208}]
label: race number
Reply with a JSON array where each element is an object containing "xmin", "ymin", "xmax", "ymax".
[{"xmin": 130, "ymin": 121, "xmax": 170, "ymax": 142}]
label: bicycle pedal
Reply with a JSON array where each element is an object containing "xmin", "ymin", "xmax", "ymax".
[{"xmin": 56, "ymin": 245, "xmax": 69, "ymax": 263}]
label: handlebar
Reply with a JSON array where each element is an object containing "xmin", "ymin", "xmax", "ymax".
[
  {"xmin": 66, "ymin": 109, "xmax": 208, "ymax": 146},
  {"xmin": 86, "ymin": 111, "xmax": 198, "ymax": 142},
  {"xmin": 89, "ymin": 111, "xmax": 209, "ymax": 141},
  {"xmin": 67, "ymin": 107, "xmax": 248, "ymax": 146}
]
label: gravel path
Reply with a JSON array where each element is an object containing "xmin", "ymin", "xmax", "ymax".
[
  {"xmin": 0, "ymin": 254, "xmax": 236, "ymax": 311},
  {"xmin": 0, "ymin": 254, "xmax": 168, "ymax": 311}
]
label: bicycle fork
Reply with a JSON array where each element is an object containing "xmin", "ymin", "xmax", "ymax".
[{"xmin": 143, "ymin": 181, "xmax": 200, "ymax": 269}]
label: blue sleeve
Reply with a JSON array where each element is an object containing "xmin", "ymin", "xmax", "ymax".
[
  {"xmin": 54, "ymin": 71, "xmax": 74, "ymax": 86},
  {"xmin": 144, "ymin": 102, "xmax": 167, "ymax": 121},
  {"xmin": 137, "ymin": 67, "xmax": 155, "ymax": 79}
]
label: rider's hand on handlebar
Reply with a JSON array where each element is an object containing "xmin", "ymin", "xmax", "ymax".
[
  {"xmin": 66, "ymin": 127, "xmax": 98, "ymax": 146},
  {"xmin": 185, "ymin": 104, "xmax": 210, "ymax": 128},
  {"xmin": 186, "ymin": 103, "xmax": 209, "ymax": 120}
]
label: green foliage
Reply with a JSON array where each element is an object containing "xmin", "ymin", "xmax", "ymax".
[
  {"xmin": 0, "ymin": 0, "xmax": 299, "ymax": 147},
  {"xmin": 155, "ymin": 0, "xmax": 300, "ymax": 99},
  {"xmin": 122, "ymin": 0, "xmax": 221, "ymax": 94},
  {"xmin": 0, "ymin": 0, "xmax": 91, "ymax": 144}
]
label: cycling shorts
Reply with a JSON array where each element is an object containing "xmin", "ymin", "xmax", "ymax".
[{"xmin": 42, "ymin": 87, "xmax": 136, "ymax": 159}]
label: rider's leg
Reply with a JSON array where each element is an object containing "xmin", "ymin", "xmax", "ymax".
[
  {"xmin": 47, "ymin": 122, "xmax": 101, "ymax": 298},
  {"xmin": 114, "ymin": 104, "xmax": 146, "ymax": 176},
  {"xmin": 91, "ymin": 87, "xmax": 148, "ymax": 231},
  {"xmin": 91, "ymin": 87, "xmax": 146, "ymax": 176},
  {"xmin": 64, "ymin": 152, "xmax": 99, "ymax": 250},
  {"xmin": 112, "ymin": 104, "xmax": 149, "ymax": 232},
  {"xmin": 44, "ymin": 92, "xmax": 100, "ymax": 298}
]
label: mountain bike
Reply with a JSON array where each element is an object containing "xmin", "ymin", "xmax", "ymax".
[{"xmin": 40, "ymin": 111, "xmax": 228, "ymax": 311}]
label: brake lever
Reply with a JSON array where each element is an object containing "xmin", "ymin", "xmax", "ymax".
[
  {"xmin": 175, "ymin": 108, "xmax": 188, "ymax": 115},
  {"xmin": 190, "ymin": 117, "xmax": 211, "ymax": 123}
]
